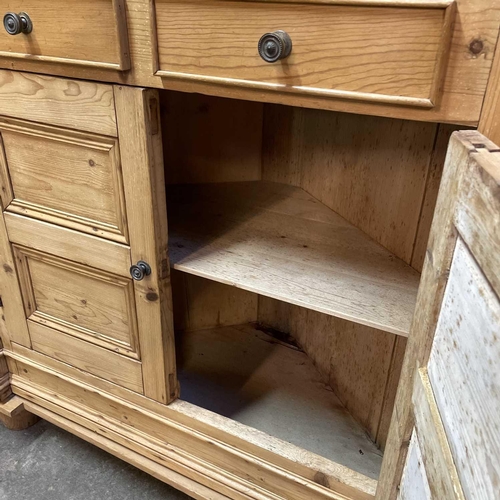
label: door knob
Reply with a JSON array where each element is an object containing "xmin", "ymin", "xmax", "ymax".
[
  {"xmin": 258, "ymin": 30, "xmax": 292, "ymax": 63},
  {"xmin": 3, "ymin": 12, "xmax": 33, "ymax": 35},
  {"xmin": 130, "ymin": 261, "xmax": 151, "ymax": 281}
]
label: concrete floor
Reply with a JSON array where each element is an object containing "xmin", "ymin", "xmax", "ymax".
[{"xmin": 0, "ymin": 419, "xmax": 192, "ymax": 500}]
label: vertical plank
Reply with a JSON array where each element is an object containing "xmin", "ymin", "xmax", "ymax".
[
  {"xmin": 114, "ymin": 85, "xmax": 177, "ymax": 403},
  {"xmin": 478, "ymin": 32, "xmax": 500, "ymax": 146},
  {"xmin": 171, "ymin": 271, "xmax": 258, "ymax": 333},
  {"xmin": 0, "ymin": 335, "xmax": 11, "ymax": 403},
  {"xmin": 376, "ymin": 131, "xmax": 478, "ymax": 500},
  {"xmin": 162, "ymin": 92, "xmax": 263, "ymax": 185},
  {"xmin": 0, "ymin": 207, "xmax": 31, "ymax": 349}
]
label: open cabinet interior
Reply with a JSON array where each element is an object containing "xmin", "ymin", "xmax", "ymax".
[{"xmin": 159, "ymin": 90, "xmax": 461, "ymax": 485}]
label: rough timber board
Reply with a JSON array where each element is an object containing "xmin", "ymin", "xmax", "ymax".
[
  {"xmin": 177, "ymin": 323, "xmax": 383, "ymax": 480},
  {"xmin": 167, "ymin": 181, "xmax": 420, "ymax": 336}
]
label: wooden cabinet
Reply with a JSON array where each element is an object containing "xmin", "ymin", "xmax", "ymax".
[
  {"xmin": 0, "ymin": 2, "xmax": 498, "ymax": 499},
  {"xmin": 0, "ymin": 73, "xmax": 176, "ymax": 403}
]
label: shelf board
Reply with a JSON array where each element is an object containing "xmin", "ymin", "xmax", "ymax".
[
  {"xmin": 167, "ymin": 181, "xmax": 420, "ymax": 336},
  {"xmin": 177, "ymin": 323, "xmax": 383, "ymax": 481}
]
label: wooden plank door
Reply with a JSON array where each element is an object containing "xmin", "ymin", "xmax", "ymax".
[
  {"xmin": 0, "ymin": 72, "xmax": 176, "ymax": 404},
  {"xmin": 377, "ymin": 130, "xmax": 500, "ymax": 499}
]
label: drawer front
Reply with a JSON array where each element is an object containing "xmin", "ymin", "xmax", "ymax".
[
  {"xmin": 154, "ymin": 0, "xmax": 454, "ymax": 108},
  {"xmin": 0, "ymin": 0, "xmax": 129, "ymax": 70},
  {"xmin": 0, "ymin": 119, "xmax": 129, "ymax": 243}
]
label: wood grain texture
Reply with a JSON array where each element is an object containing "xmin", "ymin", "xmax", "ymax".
[
  {"xmin": 171, "ymin": 271, "xmax": 258, "ymax": 333},
  {"xmin": 11, "ymin": 356, "xmax": 377, "ymax": 500},
  {"xmin": 114, "ymin": 85, "xmax": 177, "ymax": 403},
  {"xmin": 397, "ymin": 431, "xmax": 431, "ymax": 500},
  {"xmin": 0, "ymin": 1, "xmax": 498, "ymax": 124},
  {"xmin": 5, "ymin": 213, "xmax": 131, "ymax": 278},
  {"xmin": 0, "ymin": 119, "xmax": 128, "ymax": 243},
  {"xmin": 0, "ymin": 210, "xmax": 31, "ymax": 348},
  {"xmin": 168, "ymin": 181, "xmax": 420, "ymax": 336},
  {"xmin": 478, "ymin": 31, "xmax": 500, "ymax": 145},
  {"xmin": 29, "ymin": 322, "xmax": 144, "ymax": 393},
  {"xmin": 0, "ymin": 70, "xmax": 117, "ymax": 136},
  {"xmin": 18, "ymin": 401, "xmax": 230, "ymax": 500},
  {"xmin": 258, "ymin": 298, "xmax": 398, "ymax": 442},
  {"xmin": 411, "ymin": 369, "xmax": 465, "ymax": 500},
  {"xmin": 177, "ymin": 323, "xmax": 383, "ymax": 480},
  {"xmin": 376, "ymin": 131, "xmax": 490, "ymax": 500},
  {"xmin": 13, "ymin": 245, "xmax": 140, "ymax": 357},
  {"xmin": 410, "ymin": 123, "xmax": 462, "ymax": 271},
  {"xmin": 154, "ymin": 0, "xmax": 451, "ymax": 108},
  {"xmin": 0, "ymin": 395, "xmax": 39, "ymax": 430},
  {"xmin": 427, "ymin": 237, "xmax": 500, "ymax": 500},
  {"xmin": 0, "ymin": 0, "xmax": 130, "ymax": 70},
  {"xmin": 162, "ymin": 92, "xmax": 263, "ymax": 185}
]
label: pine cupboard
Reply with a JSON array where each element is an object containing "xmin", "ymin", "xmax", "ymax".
[{"xmin": 0, "ymin": 1, "xmax": 499, "ymax": 499}]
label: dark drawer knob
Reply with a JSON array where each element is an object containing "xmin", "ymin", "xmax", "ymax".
[
  {"xmin": 258, "ymin": 30, "xmax": 292, "ymax": 63},
  {"xmin": 3, "ymin": 12, "xmax": 32, "ymax": 35},
  {"xmin": 130, "ymin": 261, "xmax": 152, "ymax": 281}
]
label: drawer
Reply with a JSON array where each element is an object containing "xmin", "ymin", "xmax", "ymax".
[
  {"xmin": 0, "ymin": 118, "xmax": 129, "ymax": 243},
  {"xmin": 153, "ymin": 0, "xmax": 455, "ymax": 108},
  {"xmin": 0, "ymin": 0, "xmax": 129, "ymax": 70}
]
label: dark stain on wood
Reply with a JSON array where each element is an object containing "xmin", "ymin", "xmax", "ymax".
[
  {"xmin": 2, "ymin": 264, "xmax": 13, "ymax": 274},
  {"xmin": 146, "ymin": 292, "xmax": 159, "ymax": 302},
  {"xmin": 314, "ymin": 471, "xmax": 330, "ymax": 489},
  {"xmin": 468, "ymin": 38, "xmax": 484, "ymax": 56}
]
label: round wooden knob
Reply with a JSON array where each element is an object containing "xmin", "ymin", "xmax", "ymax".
[
  {"xmin": 258, "ymin": 30, "xmax": 292, "ymax": 63},
  {"xmin": 3, "ymin": 12, "xmax": 32, "ymax": 35}
]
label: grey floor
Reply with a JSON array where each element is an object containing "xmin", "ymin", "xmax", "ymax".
[{"xmin": 0, "ymin": 419, "xmax": 192, "ymax": 500}]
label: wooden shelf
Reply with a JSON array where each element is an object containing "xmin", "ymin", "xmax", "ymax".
[
  {"xmin": 177, "ymin": 323, "xmax": 383, "ymax": 481},
  {"xmin": 167, "ymin": 181, "xmax": 420, "ymax": 336}
]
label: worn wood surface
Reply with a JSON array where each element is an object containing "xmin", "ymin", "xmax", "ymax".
[
  {"xmin": 13, "ymin": 245, "xmax": 140, "ymax": 357},
  {"xmin": 0, "ymin": 119, "xmax": 128, "ymax": 243},
  {"xmin": 168, "ymin": 181, "xmax": 419, "ymax": 336},
  {"xmin": 0, "ymin": 0, "xmax": 129, "ymax": 70},
  {"xmin": 114, "ymin": 85, "xmax": 177, "ymax": 403},
  {"xmin": 378, "ymin": 132, "xmax": 500, "ymax": 499},
  {"xmin": 10, "ymin": 350, "xmax": 378, "ymax": 500},
  {"xmin": 0, "ymin": 1, "xmax": 499, "ymax": 124},
  {"xmin": 162, "ymin": 92, "xmax": 263, "ymax": 185},
  {"xmin": 0, "ymin": 395, "xmax": 39, "ymax": 430},
  {"xmin": 427, "ymin": 237, "xmax": 500, "ymax": 499},
  {"xmin": 155, "ymin": 0, "xmax": 451, "ymax": 108},
  {"xmin": 0, "ymin": 71, "xmax": 117, "ymax": 136}
]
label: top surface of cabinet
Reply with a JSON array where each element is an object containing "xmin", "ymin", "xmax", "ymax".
[{"xmin": 0, "ymin": 0, "xmax": 499, "ymax": 124}]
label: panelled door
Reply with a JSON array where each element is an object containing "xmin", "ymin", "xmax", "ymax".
[
  {"xmin": 378, "ymin": 130, "xmax": 500, "ymax": 499},
  {"xmin": 0, "ymin": 71, "xmax": 176, "ymax": 404}
]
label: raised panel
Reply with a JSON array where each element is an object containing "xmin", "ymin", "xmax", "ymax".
[
  {"xmin": 13, "ymin": 245, "xmax": 140, "ymax": 358},
  {"xmin": 0, "ymin": 0, "xmax": 129, "ymax": 70},
  {"xmin": 427, "ymin": 237, "xmax": 500, "ymax": 500},
  {"xmin": 0, "ymin": 119, "xmax": 128, "ymax": 243}
]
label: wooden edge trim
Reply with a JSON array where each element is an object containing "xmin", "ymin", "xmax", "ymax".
[
  {"xmin": 0, "ymin": 133, "xmax": 14, "ymax": 209},
  {"xmin": 0, "ymin": 52, "xmax": 123, "ymax": 71},
  {"xmin": 412, "ymin": 369, "xmax": 466, "ymax": 500},
  {"xmin": 154, "ymin": 71, "xmax": 435, "ymax": 109},
  {"xmin": 21, "ymin": 400, "xmax": 229, "ymax": 500},
  {"xmin": 428, "ymin": 1, "xmax": 456, "ymax": 106},
  {"xmin": 176, "ymin": 0, "xmax": 454, "ymax": 9},
  {"xmin": 7, "ymin": 348, "xmax": 376, "ymax": 500},
  {"xmin": 112, "ymin": 0, "xmax": 131, "ymax": 71}
]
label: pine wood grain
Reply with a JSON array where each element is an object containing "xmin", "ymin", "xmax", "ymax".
[
  {"xmin": 29, "ymin": 322, "xmax": 144, "ymax": 394},
  {"xmin": 0, "ymin": 0, "xmax": 130, "ymax": 70},
  {"xmin": 168, "ymin": 181, "xmax": 420, "ymax": 336},
  {"xmin": 0, "ymin": 119, "xmax": 128, "ymax": 243},
  {"xmin": 0, "ymin": 70, "xmax": 117, "ymax": 136},
  {"xmin": 154, "ymin": 0, "xmax": 451, "ymax": 108},
  {"xmin": 114, "ymin": 85, "xmax": 177, "ymax": 403}
]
